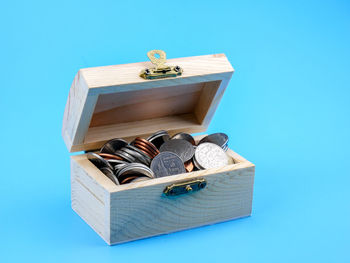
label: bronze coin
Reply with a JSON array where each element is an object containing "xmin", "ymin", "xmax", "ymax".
[
  {"xmin": 184, "ymin": 160, "xmax": 194, "ymax": 172},
  {"xmin": 135, "ymin": 137, "xmax": 159, "ymax": 154},
  {"xmin": 98, "ymin": 153, "xmax": 123, "ymax": 160}
]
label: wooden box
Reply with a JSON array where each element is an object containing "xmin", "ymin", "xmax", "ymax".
[{"xmin": 62, "ymin": 52, "xmax": 255, "ymax": 245}]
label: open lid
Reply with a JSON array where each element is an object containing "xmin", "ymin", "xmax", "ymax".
[{"xmin": 62, "ymin": 51, "xmax": 234, "ymax": 152}]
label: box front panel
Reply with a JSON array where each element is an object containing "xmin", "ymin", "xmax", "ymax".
[{"xmin": 109, "ymin": 164, "xmax": 255, "ymax": 244}]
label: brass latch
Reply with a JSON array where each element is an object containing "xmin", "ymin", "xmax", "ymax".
[
  {"xmin": 140, "ymin": 50, "xmax": 183, "ymax": 79},
  {"xmin": 163, "ymin": 179, "xmax": 207, "ymax": 197}
]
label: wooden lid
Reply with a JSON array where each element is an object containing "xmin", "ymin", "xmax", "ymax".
[{"xmin": 62, "ymin": 52, "xmax": 234, "ymax": 152}]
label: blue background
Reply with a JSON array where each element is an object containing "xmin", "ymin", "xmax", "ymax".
[{"xmin": 1, "ymin": 0, "xmax": 349, "ymax": 262}]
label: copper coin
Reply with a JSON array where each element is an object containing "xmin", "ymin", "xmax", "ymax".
[
  {"xmin": 134, "ymin": 141, "xmax": 159, "ymax": 157},
  {"xmin": 98, "ymin": 153, "xmax": 123, "ymax": 160},
  {"xmin": 133, "ymin": 143, "xmax": 156, "ymax": 158},
  {"xmin": 120, "ymin": 175, "xmax": 139, "ymax": 184},
  {"xmin": 133, "ymin": 140, "xmax": 156, "ymax": 154},
  {"xmin": 125, "ymin": 144, "xmax": 152, "ymax": 164},
  {"xmin": 184, "ymin": 160, "xmax": 194, "ymax": 172},
  {"xmin": 135, "ymin": 137, "xmax": 159, "ymax": 154}
]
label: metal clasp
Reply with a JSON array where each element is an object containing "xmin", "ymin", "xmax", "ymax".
[
  {"xmin": 140, "ymin": 50, "xmax": 183, "ymax": 79},
  {"xmin": 163, "ymin": 179, "xmax": 207, "ymax": 196}
]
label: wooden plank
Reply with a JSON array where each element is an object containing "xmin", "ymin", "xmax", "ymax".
[
  {"xmin": 89, "ymin": 83, "xmax": 203, "ymax": 127},
  {"xmin": 108, "ymin": 163, "xmax": 255, "ymax": 244},
  {"xmin": 71, "ymin": 157, "xmax": 111, "ymax": 244},
  {"xmin": 79, "ymin": 114, "xmax": 204, "ymax": 152},
  {"xmin": 195, "ymin": 76, "xmax": 233, "ymax": 127},
  {"xmin": 80, "ymin": 54, "xmax": 233, "ymax": 89},
  {"xmin": 62, "ymin": 71, "xmax": 90, "ymax": 151}
]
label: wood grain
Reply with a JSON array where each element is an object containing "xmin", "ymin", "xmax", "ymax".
[
  {"xmin": 109, "ymin": 164, "xmax": 254, "ymax": 244},
  {"xmin": 89, "ymin": 82, "xmax": 203, "ymax": 127},
  {"xmin": 70, "ymin": 139, "xmax": 255, "ymax": 245},
  {"xmin": 71, "ymin": 156, "xmax": 111, "ymax": 243}
]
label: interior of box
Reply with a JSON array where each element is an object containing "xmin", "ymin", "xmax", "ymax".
[
  {"xmin": 83, "ymin": 139, "xmax": 243, "ymax": 189},
  {"xmin": 84, "ymin": 80, "xmax": 222, "ymax": 144}
]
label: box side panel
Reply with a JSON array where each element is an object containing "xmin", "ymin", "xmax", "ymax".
[
  {"xmin": 109, "ymin": 164, "xmax": 255, "ymax": 244},
  {"xmin": 71, "ymin": 157, "xmax": 111, "ymax": 244}
]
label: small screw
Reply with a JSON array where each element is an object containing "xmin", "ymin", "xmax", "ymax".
[
  {"xmin": 145, "ymin": 69, "xmax": 150, "ymax": 74},
  {"xmin": 174, "ymin": 66, "xmax": 180, "ymax": 72},
  {"xmin": 186, "ymin": 185, "xmax": 193, "ymax": 192}
]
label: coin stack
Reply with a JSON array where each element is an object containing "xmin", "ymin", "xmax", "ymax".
[{"xmin": 87, "ymin": 131, "xmax": 232, "ymax": 185}]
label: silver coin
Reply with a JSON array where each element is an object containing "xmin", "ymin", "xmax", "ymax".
[
  {"xmin": 130, "ymin": 176, "xmax": 152, "ymax": 183},
  {"xmin": 86, "ymin": 152, "xmax": 114, "ymax": 170},
  {"xmin": 100, "ymin": 167, "xmax": 120, "ymax": 185},
  {"xmin": 194, "ymin": 142, "xmax": 229, "ymax": 169},
  {"xmin": 171, "ymin": 132, "xmax": 195, "ymax": 145},
  {"xmin": 147, "ymin": 130, "xmax": 170, "ymax": 149},
  {"xmin": 107, "ymin": 159, "xmax": 128, "ymax": 166},
  {"xmin": 159, "ymin": 139, "xmax": 195, "ymax": 162},
  {"xmin": 124, "ymin": 144, "xmax": 152, "ymax": 164},
  {"xmin": 193, "ymin": 156, "xmax": 202, "ymax": 170},
  {"xmin": 147, "ymin": 130, "xmax": 168, "ymax": 141},
  {"xmin": 198, "ymin": 133, "xmax": 229, "ymax": 151},
  {"xmin": 117, "ymin": 163, "xmax": 155, "ymax": 183},
  {"xmin": 114, "ymin": 150, "xmax": 136, "ymax": 163},
  {"xmin": 100, "ymin": 138, "xmax": 128, "ymax": 154},
  {"xmin": 113, "ymin": 163, "xmax": 128, "ymax": 172},
  {"xmin": 150, "ymin": 151, "xmax": 186, "ymax": 178},
  {"xmin": 121, "ymin": 146, "xmax": 150, "ymax": 166}
]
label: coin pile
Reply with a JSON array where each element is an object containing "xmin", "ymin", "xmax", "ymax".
[{"xmin": 87, "ymin": 131, "xmax": 232, "ymax": 185}]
